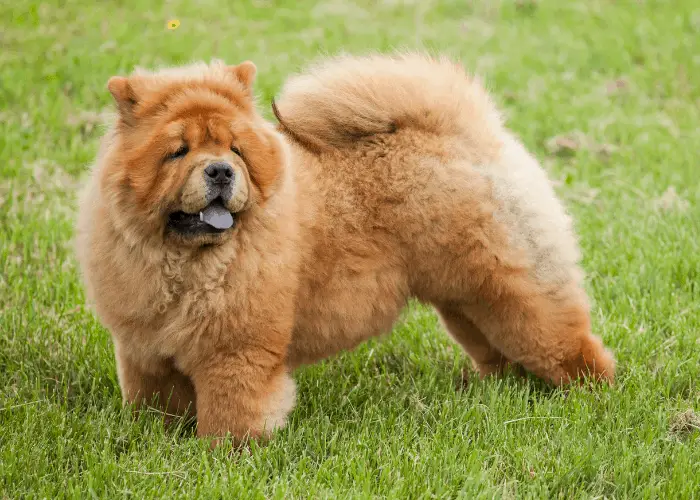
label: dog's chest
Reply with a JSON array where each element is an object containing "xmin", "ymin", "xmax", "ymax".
[
  {"xmin": 149, "ymin": 282, "xmax": 230, "ymax": 359},
  {"xmin": 148, "ymin": 251, "xmax": 236, "ymax": 356}
]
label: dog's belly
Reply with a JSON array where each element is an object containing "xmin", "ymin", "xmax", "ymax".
[{"xmin": 287, "ymin": 261, "xmax": 408, "ymax": 368}]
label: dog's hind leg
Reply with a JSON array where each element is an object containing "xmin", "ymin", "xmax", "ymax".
[
  {"xmin": 458, "ymin": 277, "xmax": 615, "ymax": 386},
  {"xmin": 435, "ymin": 304, "xmax": 513, "ymax": 379}
]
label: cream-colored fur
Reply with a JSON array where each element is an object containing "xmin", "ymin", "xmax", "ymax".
[{"xmin": 476, "ymin": 133, "xmax": 584, "ymax": 287}]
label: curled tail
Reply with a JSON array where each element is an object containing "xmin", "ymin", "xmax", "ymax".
[{"xmin": 272, "ymin": 52, "xmax": 504, "ymax": 153}]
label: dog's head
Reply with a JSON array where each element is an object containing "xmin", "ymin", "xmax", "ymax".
[{"xmin": 101, "ymin": 60, "xmax": 286, "ymax": 247}]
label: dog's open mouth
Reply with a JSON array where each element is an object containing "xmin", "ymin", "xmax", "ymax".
[{"xmin": 167, "ymin": 198, "xmax": 236, "ymax": 235}]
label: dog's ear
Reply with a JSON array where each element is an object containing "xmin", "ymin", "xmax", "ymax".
[
  {"xmin": 229, "ymin": 61, "xmax": 257, "ymax": 88},
  {"xmin": 107, "ymin": 76, "xmax": 139, "ymax": 121}
]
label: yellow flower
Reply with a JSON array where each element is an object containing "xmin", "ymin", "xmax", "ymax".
[{"xmin": 167, "ymin": 19, "xmax": 180, "ymax": 30}]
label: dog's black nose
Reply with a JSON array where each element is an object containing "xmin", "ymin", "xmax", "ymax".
[{"xmin": 204, "ymin": 162, "xmax": 234, "ymax": 185}]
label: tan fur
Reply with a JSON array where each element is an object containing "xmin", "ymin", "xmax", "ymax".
[{"xmin": 76, "ymin": 53, "xmax": 615, "ymax": 445}]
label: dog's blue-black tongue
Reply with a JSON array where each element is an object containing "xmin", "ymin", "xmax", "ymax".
[{"xmin": 200, "ymin": 199, "xmax": 234, "ymax": 229}]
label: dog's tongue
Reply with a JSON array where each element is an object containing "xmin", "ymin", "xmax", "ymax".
[{"xmin": 199, "ymin": 199, "xmax": 234, "ymax": 229}]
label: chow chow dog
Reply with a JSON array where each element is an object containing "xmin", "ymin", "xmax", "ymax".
[{"xmin": 75, "ymin": 53, "xmax": 615, "ymax": 443}]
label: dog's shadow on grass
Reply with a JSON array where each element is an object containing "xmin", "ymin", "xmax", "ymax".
[
  {"xmin": 291, "ymin": 347, "xmax": 567, "ymax": 427},
  {"xmin": 39, "ymin": 337, "xmax": 568, "ymax": 445}
]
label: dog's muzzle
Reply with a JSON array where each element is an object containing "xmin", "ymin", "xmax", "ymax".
[{"xmin": 166, "ymin": 162, "xmax": 238, "ymax": 235}]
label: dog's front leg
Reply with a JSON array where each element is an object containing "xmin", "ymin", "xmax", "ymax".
[
  {"xmin": 191, "ymin": 347, "xmax": 296, "ymax": 446},
  {"xmin": 115, "ymin": 343, "xmax": 197, "ymax": 421}
]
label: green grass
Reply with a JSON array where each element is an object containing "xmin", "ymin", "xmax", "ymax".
[{"xmin": 1, "ymin": 0, "xmax": 699, "ymax": 497}]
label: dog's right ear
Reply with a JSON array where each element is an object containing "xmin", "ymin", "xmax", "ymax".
[
  {"xmin": 107, "ymin": 76, "xmax": 138, "ymax": 122},
  {"xmin": 228, "ymin": 61, "xmax": 257, "ymax": 89}
]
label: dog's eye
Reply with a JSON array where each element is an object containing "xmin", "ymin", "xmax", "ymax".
[
  {"xmin": 167, "ymin": 145, "xmax": 189, "ymax": 161},
  {"xmin": 231, "ymin": 145, "xmax": 242, "ymax": 157}
]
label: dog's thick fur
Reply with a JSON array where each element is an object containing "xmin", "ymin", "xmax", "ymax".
[{"xmin": 76, "ymin": 53, "xmax": 615, "ymax": 443}]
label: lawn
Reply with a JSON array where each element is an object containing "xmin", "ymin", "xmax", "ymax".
[{"xmin": 1, "ymin": 0, "xmax": 699, "ymax": 497}]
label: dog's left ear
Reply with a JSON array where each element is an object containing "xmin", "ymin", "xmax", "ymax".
[{"xmin": 229, "ymin": 61, "xmax": 257, "ymax": 88}]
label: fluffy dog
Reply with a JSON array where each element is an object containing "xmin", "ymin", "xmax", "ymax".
[{"xmin": 75, "ymin": 53, "xmax": 615, "ymax": 443}]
